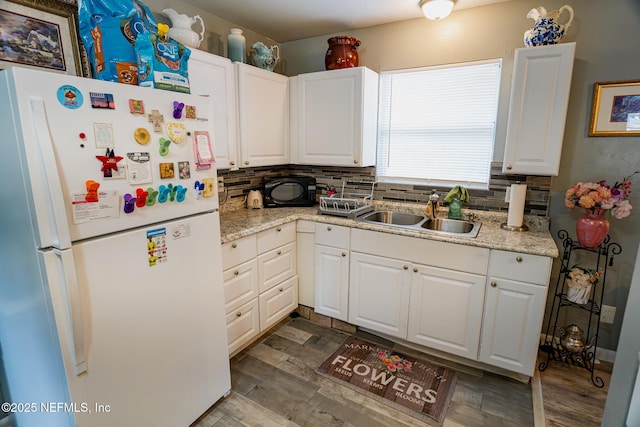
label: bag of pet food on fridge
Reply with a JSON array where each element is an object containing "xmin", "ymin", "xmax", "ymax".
[
  {"xmin": 136, "ymin": 29, "xmax": 191, "ymax": 93},
  {"xmin": 78, "ymin": 0, "xmax": 157, "ymax": 84}
]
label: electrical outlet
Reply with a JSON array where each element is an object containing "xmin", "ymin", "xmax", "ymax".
[{"xmin": 601, "ymin": 305, "xmax": 616, "ymax": 324}]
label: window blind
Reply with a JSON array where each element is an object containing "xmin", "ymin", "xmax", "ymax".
[{"xmin": 377, "ymin": 60, "xmax": 502, "ymax": 188}]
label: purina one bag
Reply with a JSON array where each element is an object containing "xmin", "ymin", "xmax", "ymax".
[{"xmin": 78, "ymin": 0, "xmax": 157, "ymax": 84}]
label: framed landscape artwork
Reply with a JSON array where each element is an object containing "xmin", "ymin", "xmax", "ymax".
[
  {"xmin": 0, "ymin": 0, "xmax": 85, "ymax": 76},
  {"xmin": 589, "ymin": 79, "xmax": 640, "ymax": 137}
]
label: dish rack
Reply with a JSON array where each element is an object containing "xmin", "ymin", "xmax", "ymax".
[{"xmin": 318, "ymin": 180, "xmax": 375, "ymax": 218}]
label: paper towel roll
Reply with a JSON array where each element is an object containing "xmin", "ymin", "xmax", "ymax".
[{"xmin": 507, "ymin": 184, "xmax": 527, "ymax": 227}]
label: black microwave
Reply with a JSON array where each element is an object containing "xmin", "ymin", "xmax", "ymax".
[{"xmin": 263, "ymin": 176, "xmax": 316, "ymax": 208}]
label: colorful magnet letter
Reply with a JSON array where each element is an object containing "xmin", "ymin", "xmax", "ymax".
[
  {"xmin": 185, "ymin": 105, "xmax": 196, "ymax": 119},
  {"xmin": 158, "ymin": 185, "xmax": 170, "ymax": 203},
  {"xmin": 173, "ymin": 101, "xmax": 185, "ymax": 119},
  {"xmin": 95, "ymin": 148, "xmax": 124, "ymax": 178},
  {"xmin": 146, "ymin": 187, "xmax": 159, "ymax": 206},
  {"xmin": 134, "ymin": 127, "xmax": 151, "ymax": 145},
  {"xmin": 194, "ymin": 181, "xmax": 204, "ymax": 199},
  {"xmin": 85, "ymin": 180, "xmax": 100, "ymax": 202},
  {"xmin": 129, "ymin": 99, "xmax": 145, "ymax": 114},
  {"xmin": 159, "ymin": 137, "xmax": 172, "ymax": 156},
  {"xmin": 148, "ymin": 109, "xmax": 164, "ymax": 132},
  {"xmin": 166, "ymin": 122, "xmax": 186, "ymax": 143},
  {"xmin": 176, "ymin": 185, "xmax": 187, "ymax": 203},
  {"xmin": 123, "ymin": 193, "xmax": 136, "ymax": 214},
  {"xmin": 136, "ymin": 188, "xmax": 148, "ymax": 208}
]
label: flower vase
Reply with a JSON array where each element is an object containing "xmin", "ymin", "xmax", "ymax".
[{"xmin": 576, "ymin": 208, "xmax": 609, "ymax": 248}]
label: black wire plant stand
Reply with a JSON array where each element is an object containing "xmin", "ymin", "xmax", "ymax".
[{"xmin": 538, "ymin": 229, "xmax": 622, "ymax": 388}]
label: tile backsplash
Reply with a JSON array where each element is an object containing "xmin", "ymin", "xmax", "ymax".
[{"xmin": 218, "ymin": 162, "xmax": 551, "ymax": 216}]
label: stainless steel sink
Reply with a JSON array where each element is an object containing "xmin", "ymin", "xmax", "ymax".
[
  {"xmin": 356, "ymin": 210, "xmax": 481, "ymax": 238},
  {"xmin": 359, "ymin": 210, "xmax": 425, "ymax": 226}
]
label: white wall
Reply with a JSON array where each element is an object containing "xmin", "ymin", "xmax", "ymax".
[{"xmin": 281, "ymin": 0, "xmax": 640, "ymax": 351}]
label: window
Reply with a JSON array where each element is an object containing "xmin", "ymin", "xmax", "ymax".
[{"xmin": 376, "ymin": 60, "xmax": 502, "ymax": 189}]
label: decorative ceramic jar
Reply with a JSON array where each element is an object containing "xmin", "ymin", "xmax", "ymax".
[
  {"xmin": 162, "ymin": 8, "xmax": 205, "ymax": 49},
  {"xmin": 325, "ymin": 36, "xmax": 360, "ymax": 70},
  {"xmin": 523, "ymin": 5, "xmax": 574, "ymax": 47},
  {"xmin": 250, "ymin": 42, "xmax": 279, "ymax": 72},
  {"xmin": 576, "ymin": 208, "xmax": 609, "ymax": 248},
  {"xmin": 227, "ymin": 28, "xmax": 246, "ymax": 63}
]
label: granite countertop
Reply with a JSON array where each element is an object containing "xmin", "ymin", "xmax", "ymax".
[{"xmin": 219, "ymin": 203, "xmax": 560, "ymax": 258}]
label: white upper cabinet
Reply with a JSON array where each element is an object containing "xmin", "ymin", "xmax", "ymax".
[
  {"xmin": 187, "ymin": 50, "xmax": 238, "ymax": 170},
  {"xmin": 291, "ymin": 67, "xmax": 379, "ymax": 167},
  {"xmin": 236, "ymin": 63, "xmax": 289, "ymax": 168},
  {"xmin": 502, "ymin": 42, "xmax": 575, "ymax": 176}
]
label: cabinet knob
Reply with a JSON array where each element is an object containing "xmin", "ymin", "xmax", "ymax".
[
  {"xmin": 413, "ymin": 268, "xmax": 419, "ymax": 273},
  {"xmin": 234, "ymin": 270, "xmax": 239, "ymax": 275},
  {"xmin": 277, "ymin": 250, "xmax": 282, "ymax": 255},
  {"xmin": 342, "ymin": 252, "xmax": 346, "ymax": 257},
  {"xmin": 327, "ymin": 226, "xmax": 332, "ymax": 231},
  {"xmin": 277, "ymin": 227, "xmax": 282, "ymax": 232},
  {"xmin": 231, "ymin": 243, "xmax": 237, "ymax": 248},
  {"xmin": 244, "ymin": 161, "xmax": 249, "ymax": 165},
  {"xmin": 236, "ymin": 312, "xmax": 242, "ymax": 317},
  {"xmin": 516, "ymin": 256, "xmax": 523, "ymax": 263},
  {"xmin": 230, "ymin": 161, "xmax": 235, "ymax": 166},
  {"xmin": 403, "ymin": 265, "xmax": 409, "ymax": 270},
  {"xmin": 279, "ymin": 287, "xmax": 284, "ymax": 292},
  {"xmin": 353, "ymin": 159, "xmax": 358, "ymax": 164},
  {"xmin": 507, "ymin": 165, "xmax": 512, "ymax": 170},
  {"xmin": 491, "ymin": 281, "xmax": 497, "ymax": 287}
]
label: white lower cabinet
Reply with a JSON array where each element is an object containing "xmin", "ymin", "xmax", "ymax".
[
  {"xmin": 221, "ymin": 223, "xmax": 298, "ymax": 355},
  {"xmin": 349, "ymin": 252, "xmax": 411, "ymax": 339},
  {"xmin": 407, "ymin": 266, "xmax": 485, "ymax": 359},
  {"xmin": 314, "ymin": 223, "xmax": 350, "ymax": 321}
]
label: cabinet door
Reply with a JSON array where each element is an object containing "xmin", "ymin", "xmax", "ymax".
[
  {"xmin": 259, "ymin": 275, "xmax": 298, "ymax": 331},
  {"xmin": 293, "ymin": 67, "xmax": 378, "ymax": 167},
  {"xmin": 349, "ymin": 252, "xmax": 411, "ymax": 339},
  {"xmin": 257, "ymin": 242, "xmax": 296, "ymax": 293},
  {"xmin": 226, "ymin": 298, "xmax": 260, "ymax": 356},
  {"xmin": 296, "ymin": 220, "xmax": 315, "ymax": 307},
  {"xmin": 314, "ymin": 245, "xmax": 349, "ymax": 321},
  {"xmin": 407, "ymin": 265, "xmax": 485, "ymax": 360},
  {"xmin": 236, "ymin": 63, "xmax": 289, "ymax": 167},
  {"xmin": 188, "ymin": 50, "xmax": 238, "ymax": 170},
  {"xmin": 502, "ymin": 43, "xmax": 575, "ymax": 175},
  {"xmin": 479, "ymin": 277, "xmax": 548, "ymax": 376},
  {"xmin": 223, "ymin": 258, "xmax": 259, "ymax": 314}
]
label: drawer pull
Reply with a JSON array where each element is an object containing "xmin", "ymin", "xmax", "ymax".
[
  {"xmin": 234, "ymin": 270, "xmax": 239, "ymax": 275},
  {"xmin": 413, "ymin": 268, "xmax": 419, "ymax": 273},
  {"xmin": 277, "ymin": 250, "xmax": 282, "ymax": 255},
  {"xmin": 327, "ymin": 226, "xmax": 332, "ymax": 231},
  {"xmin": 244, "ymin": 161, "xmax": 249, "ymax": 165},
  {"xmin": 230, "ymin": 161, "xmax": 235, "ymax": 166},
  {"xmin": 279, "ymin": 287, "xmax": 284, "ymax": 292},
  {"xmin": 231, "ymin": 243, "xmax": 237, "ymax": 248},
  {"xmin": 341, "ymin": 252, "xmax": 346, "ymax": 257},
  {"xmin": 277, "ymin": 227, "xmax": 282, "ymax": 232},
  {"xmin": 516, "ymin": 256, "xmax": 523, "ymax": 263},
  {"xmin": 491, "ymin": 281, "xmax": 497, "ymax": 287},
  {"xmin": 403, "ymin": 265, "xmax": 409, "ymax": 270},
  {"xmin": 236, "ymin": 311, "xmax": 242, "ymax": 317}
]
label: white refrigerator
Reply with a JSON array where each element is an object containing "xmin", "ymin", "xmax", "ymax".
[{"xmin": 0, "ymin": 67, "xmax": 231, "ymax": 427}]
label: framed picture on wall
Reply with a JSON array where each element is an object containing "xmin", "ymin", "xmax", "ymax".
[
  {"xmin": 589, "ymin": 79, "xmax": 640, "ymax": 137},
  {"xmin": 0, "ymin": 0, "xmax": 87, "ymax": 76}
]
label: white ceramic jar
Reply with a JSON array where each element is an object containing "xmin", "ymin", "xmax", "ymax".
[{"xmin": 227, "ymin": 28, "xmax": 246, "ymax": 63}]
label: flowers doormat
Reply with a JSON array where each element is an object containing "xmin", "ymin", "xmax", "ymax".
[{"xmin": 317, "ymin": 336, "xmax": 457, "ymax": 424}]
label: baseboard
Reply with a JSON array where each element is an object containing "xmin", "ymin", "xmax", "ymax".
[
  {"xmin": 531, "ymin": 368, "xmax": 545, "ymax": 427},
  {"xmin": 539, "ymin": 333, "xmax": 616, "ymax": 364}
]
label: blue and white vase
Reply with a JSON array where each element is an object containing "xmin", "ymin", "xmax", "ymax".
[{"xmin": 523, "ymin": 5, "xmax": 574, "ymax": 47}]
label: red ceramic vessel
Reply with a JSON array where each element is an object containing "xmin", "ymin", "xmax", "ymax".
[
  {"xmin": 576, "ymin": 208, "xmax": 610, "ymax": 248},
  {"xmin": 325, "ymin": 36, "xmax": 361, "ymax": 70}
]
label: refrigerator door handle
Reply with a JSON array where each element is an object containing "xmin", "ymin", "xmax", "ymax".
[
  {"xmin": 52, "ymin": 248, "xmax": 87, "ymax": 375},
  {"xmin": 30, "ymin": 97, "xmax": 72, "ymax": 249}
]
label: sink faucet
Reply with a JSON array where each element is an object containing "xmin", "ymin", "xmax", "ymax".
[{"xmin": 425, "ymin": 189, "xmax": 440, "ymax": 221}]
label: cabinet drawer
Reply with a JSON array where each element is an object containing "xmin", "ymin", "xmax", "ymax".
[
  {"xmin": 314, "ymin": 223, "xmax": 350, "ymax": 248},
  {"xmin": 259, "ymin": 275, "xmax": 298, "ymax": 332},
  {"xmin": 223, "ymin": 259, "xmax": 259, "ymax": 314},
  {"xmin": 488, "ymin": 250, "xmax": 552, "ymax": 286},
  {"xmin": 257, "ymin": 222, "xmax": 296, "ymax": 254},
  {"xmin": 222, "ymin": 234, "xmax": 257, "ymax": 271},
  {"xmin": 258, "ymin": 242, "xmax": 296, "ymax": 293},
  {"xmin": 226, "ymin": 298, "xmax": 260, "ymax": 356}
]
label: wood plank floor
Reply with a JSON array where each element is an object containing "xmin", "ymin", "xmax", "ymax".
[
  {"xmin": 193, "ymin": 317, "xmax": 538, "ymax": 426},
  {"xmin": 537, "ymin": 350, "xmax": 611, "ymax": 427}
]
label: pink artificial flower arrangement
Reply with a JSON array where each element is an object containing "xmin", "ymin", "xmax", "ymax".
[{"xmin": 564, "ymin": 173, "xmax": 637, "ymax": 219}]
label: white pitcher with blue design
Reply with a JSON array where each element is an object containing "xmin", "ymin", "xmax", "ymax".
[{"xmin": 524, "ymin": 5, "xmax": 574, "ymax": 47}]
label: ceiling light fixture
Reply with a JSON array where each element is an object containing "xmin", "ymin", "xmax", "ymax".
[{"xmin": 420, "ymin": 0, "xmax": 455, "ymax": 20}]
